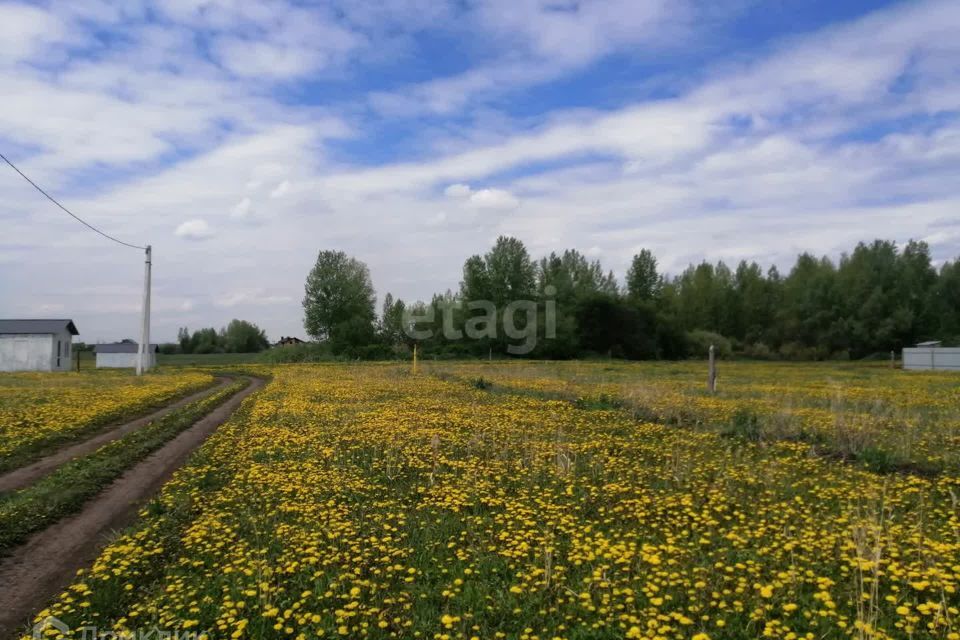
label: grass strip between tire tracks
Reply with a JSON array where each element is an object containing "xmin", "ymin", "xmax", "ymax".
[{"xmin": 0, "ymin": 378, "xmax": 249, "ymax": 555}]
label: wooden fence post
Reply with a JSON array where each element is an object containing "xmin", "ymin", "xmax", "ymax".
[{"xmin": 708, "ymin": 344, "xmax": 717, "ymax": 393}]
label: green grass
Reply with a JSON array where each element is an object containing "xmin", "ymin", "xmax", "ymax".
[
  {"xmin": 72, "ymin": 350, "xmax": 262, "ymax": 368},
  {"xmin": 157, "ymin": 352, "xmax": 264, "ymax": 366},
  {"xmin": 0, "ymin": 379, "xmax": 248, "ymax": 554}
]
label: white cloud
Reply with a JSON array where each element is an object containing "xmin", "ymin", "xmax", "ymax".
[
  {"xmin": 158, "ymin": 0, "xmax": 362, "ymax": 79},
  {"xmin": 174, "ymin": 219, "xmax": 213, "ymax": 240},
  {"xmin": 230, "ymin": 197, "xmax": 254, "ymax": 218},
  {"xmin": 444, "ymin": 183, "xmax": 472, "ymax": 198},
  {"xmin": 270, "ymin": 180, "xmax": 291, "ymax": 199},
  {"xmin": 213, "ymin": 38, "xmax": 333, "ymax": 79},
  {"xmin": 215, "ymin": 290, "xmax": 295, "ymax": 308},
  {"xmin": 0, "ymin": 3, "xmax": 69, "ymax": 61},
  {"xmin": 467, "ymin": 188, "xmax": 520, "ymax": 211},
  {"xmin": 425, "ymin": 211, "xmax": 448, "ymax": 227},
  {"xmin": 370, "ymin": 0, "xmax": 688, "ymax": 115},
  {"xmin": 443, "ymin": 183, "xmax": 520, "ymax": 210}
]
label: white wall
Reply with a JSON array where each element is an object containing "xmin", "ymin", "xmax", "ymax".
[
  {"xmin": 903, "ymin": 347, "xmax": 960, "ymax": 371},
  {"xmin": 96, "ymin": 352, "xmax": 156, "ymax": 369},
  {"xmin": 0, "ymin": 334, "xmax": 55, "ymax": 372}
]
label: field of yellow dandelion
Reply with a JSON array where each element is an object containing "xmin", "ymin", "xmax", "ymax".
[
  {"xmin": 19, "ymin": 362, "xmax": 960, "ymax": 639},
  {"xmin": 0, "ymin": 369, "xmax": 213, "ymax": 471}
]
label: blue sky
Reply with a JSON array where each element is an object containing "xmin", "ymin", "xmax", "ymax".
[{"xmin": 1, "ymin": 0, "xmax": 959, "ymax": 342}]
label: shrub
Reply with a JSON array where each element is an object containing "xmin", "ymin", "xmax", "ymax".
[
  {"xmin": 858, "ymin": 446, "xmax": 898, "ymax": 474},
  {"xmin": 686, "ymin": 330, "xmax": 732, "ymax": 358},
  {"xmin": 258, "ymin": 343, "xmax": 334, "ymax": 363},
  {"xmin": 723, "ymin": 409, "xmax": 762, "ymax": 441},
  {"xmin": 472, "ymin": 377, "xmax": 493, "ymax": 390},
  {"xmin": 742, "ymin": 342, "xmax": 773, "ymax": 360}
]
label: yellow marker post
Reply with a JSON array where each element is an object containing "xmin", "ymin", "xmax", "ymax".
[{"xmin": 412, "ymin": 343, "xmax": 418, "ymax": 374}]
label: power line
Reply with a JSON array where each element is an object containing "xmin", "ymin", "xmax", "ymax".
[{"xmin": 0, "ymin": 151, "xmax": 145, "ymax": 250}]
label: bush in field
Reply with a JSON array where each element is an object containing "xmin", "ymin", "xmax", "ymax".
[
  {"xmin": 259, "ymin": 343, "xmax": 334, "ymax": 363},
  {"xmin": 686, "ymin": 329, "xmax": 732, "ymax": 358}
]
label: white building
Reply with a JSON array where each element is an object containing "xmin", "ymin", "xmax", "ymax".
[
  {"xmin": 0, "ymin": 319, "xmax": 79, "ymax": 372},
  {"xmin": 94, "ymin": 342, "xmax": 158, "ymax": 369},
  {"xmin": 902, "ymin": 341, "xmax": 960, "ymax": 371}
]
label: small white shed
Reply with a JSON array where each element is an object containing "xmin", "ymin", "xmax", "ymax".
[
  {"xmin": 0, "ymin": 319, "xmax": 79, "ymax": 372},
  {"xmin": 94, "ymin": 342, "xmax": 158, "ymax": 369}
]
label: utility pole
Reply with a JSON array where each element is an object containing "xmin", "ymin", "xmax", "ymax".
[{"xmin": 136, "ymin": 245, "xmax": 152, "ymax": 375}]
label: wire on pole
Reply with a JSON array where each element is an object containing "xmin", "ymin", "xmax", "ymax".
[{"xmin": 0, "ymin": 151, "xmax": 145, "ymax": 250}]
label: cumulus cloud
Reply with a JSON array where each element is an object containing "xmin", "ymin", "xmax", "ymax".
[
  {"xmin": 174, "ymin": 219, "xmax": 213, "ymax": 240},
  {"xmin": 470, "ymin": 189, "xmax": 520, "ymax": 211},
  {"xmin": 444, "ymin": 183, "xmax": 520, "ymax": 210}
]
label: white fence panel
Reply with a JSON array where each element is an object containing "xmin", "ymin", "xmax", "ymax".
[{"xmin": 902, "ymin": 347, "xmax": 960, "ymax": 371}]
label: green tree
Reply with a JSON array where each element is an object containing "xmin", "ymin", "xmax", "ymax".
[
  {"xmin": 190, "ymin": 327, "xmax": 221, "ymax": 354},
  {"xmin": 575, "ymin": 293, "xmax": 658, "ymax": 359},
  {"xmin": 223, "ymin": 319, "xmax": 269, "ymax": 353},
  {"xmin": 459, "ymin": 237, "xmax": 537, "ymax": 355},
  {"xmin": 930, "ymin": 260, "xmax": 960, "ymax": 341},
  {"xmin": 461, "ymin": 236, "xmax": 536, "ymax": 306},
  {"xmin": 303, "ymin": 250, "xmax": 376, "ymax": 349},
  {"xmin": 625, "ymin": 249, "xmax": 659, "ymax": 301},
  {"xmin": 534, "ymin": 249, "xmax": 619, "ymax": 357},
  {"xmin": 177, "ymin": 327, "xmax": 191, "ymax": 353},
  {"xmin": 380, "ymin": 293, "xmax": 407, "ymax": 346}
]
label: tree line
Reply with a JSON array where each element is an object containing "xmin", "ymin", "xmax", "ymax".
[
  {"xmin": 300, "ymin": 237, "xmax": 960, "ymax": 360},
  {"xmin": 172, "ymin": 319, "xmax": 270, "ymax": 354}
]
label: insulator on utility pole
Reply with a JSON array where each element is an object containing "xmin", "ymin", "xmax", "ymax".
[{"xmin": 136, "ymin": 245, "xmax": 152, "ymax": 376}]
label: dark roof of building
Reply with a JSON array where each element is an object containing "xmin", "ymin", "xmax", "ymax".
[
  {"xmin": 94, "ymin": 343, "xmax": 159, "ymax": 354},
  {"xmin": 0, "ymin": 319, "xmax": 79, "ymax": 335}
]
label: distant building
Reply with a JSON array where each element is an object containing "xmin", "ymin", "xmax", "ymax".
[
  {"xmin": 94, "ymin": 342, "xmax": 158, "ymax": 369},
  {"xmin": 0, "ymin": 319, "xmax": 79, "ymax": 372},
  {"xmin": 902, "ymin": 340, "xmax": 960, "ymax": 371},
  {"xmin": 275, "ymin": 336, "xmax": 305, "ymax": 347}
]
